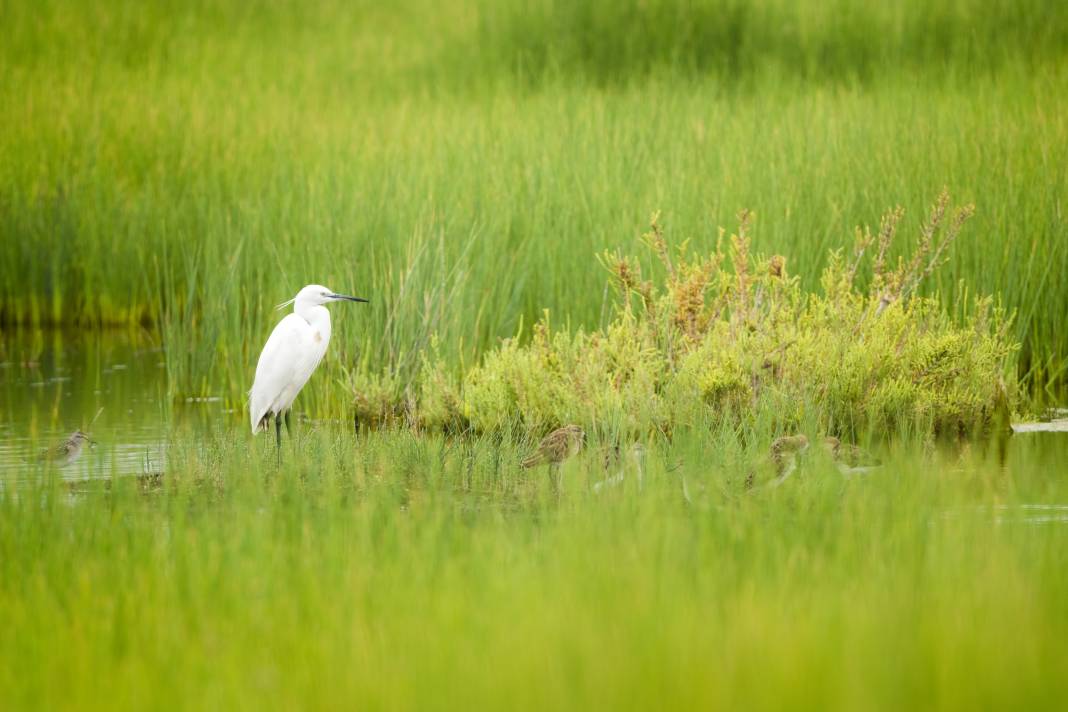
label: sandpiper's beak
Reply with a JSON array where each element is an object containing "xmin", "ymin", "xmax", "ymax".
[
  {"xmin": 329, "ymin": 293, "xmax": 369, "ymax": 303},
  {"xmin": 89, "ymin": 440, "xmax": 98, "ymax": 448}
]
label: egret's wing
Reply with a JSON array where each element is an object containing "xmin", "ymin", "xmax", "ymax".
[{"xmin": 249, "ymin": 314, "xmax": 309, "ymax": 432}]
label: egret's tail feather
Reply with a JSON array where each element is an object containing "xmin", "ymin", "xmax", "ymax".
[{"xmin": 252, "ymin": 410, "xmax": 272, "ymax": 434}]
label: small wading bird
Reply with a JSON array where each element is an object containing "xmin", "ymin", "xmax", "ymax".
[
  {"xmin": 250, "ymin": 285, "xmax": 368, "ymax": 455},
  {"xmin": 747, "ymin": 434, "xmax": 810, "ymax": 489},
  {"xmin": 522, "ymin": 424, "xmax": 585, "ymax": 489},
  {"xmin": 769, "ymin": 433, "xmax": 810, "ymax": 483},
  {"xmin": 822, "ymin": 436, "xmax": 880, "ymax": 474},
  {"xmin": 592, "ymin": 442, "xmax": 647, "ymax": 493},
  {"xmin": 40, "ymin": 431, "xmax": 96, "ymax": 467}
]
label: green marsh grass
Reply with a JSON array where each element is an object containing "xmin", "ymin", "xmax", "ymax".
[
  {"xmin": 2, "ymin": 426, "xmax": 1066, "ymax": 709},
  {"xmin": 4, "ymin": 4, "xmax": 1068, "ymax": 707},
  {"xmin": 1, "ymin": 1, "xmax": 1067, "ymax": 406}
]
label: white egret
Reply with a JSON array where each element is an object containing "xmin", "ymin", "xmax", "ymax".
[{"xmin": 249, "ymin": 284, "xmax": 368, "ymax": 453}]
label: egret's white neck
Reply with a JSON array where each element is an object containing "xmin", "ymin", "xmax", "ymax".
[{"xmin": 294, "ymin": 300, "xmax": 330, "ymax": 327}]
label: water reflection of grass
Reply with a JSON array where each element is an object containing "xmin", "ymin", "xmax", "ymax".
[{"xmin": 1, "ymin": 427, "xmax": 1066, "ymax": 709}]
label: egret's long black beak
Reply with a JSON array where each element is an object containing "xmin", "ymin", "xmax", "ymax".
[{"xmin": 330, "ymin": 293, "xmax": 369, "ymax": 303}]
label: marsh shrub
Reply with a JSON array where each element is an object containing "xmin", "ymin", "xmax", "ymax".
[{"xmin": 353, "ymin": 193, "xmax": 1017, "ymax": 436}]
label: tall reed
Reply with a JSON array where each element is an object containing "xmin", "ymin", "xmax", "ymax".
[{"xmin": 1, "ymin": 0, "xmax": 1065, "ymax": 403}]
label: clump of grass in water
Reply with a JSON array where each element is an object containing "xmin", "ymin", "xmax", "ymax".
[{"xmin": 356, "ymin": 192, "xmax": 1017, "ymax": 437}]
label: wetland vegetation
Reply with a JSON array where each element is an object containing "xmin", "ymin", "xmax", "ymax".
[{"xmin": 2, "ymin": 0, "xmax": 1067, "ymax": 708}]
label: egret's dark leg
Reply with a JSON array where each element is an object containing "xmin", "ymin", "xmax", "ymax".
[
  {"xmin": 284, "ymin": 410, "xmax": 293, "ymax": 437},
  {"xmin": 274, "ymin": 412, "xmax": 283, "ymax": 463}
]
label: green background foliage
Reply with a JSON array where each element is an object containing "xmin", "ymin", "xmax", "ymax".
[{"xmin": 1, "ymin": 0, "xmax": 1066, "ymax": 409}]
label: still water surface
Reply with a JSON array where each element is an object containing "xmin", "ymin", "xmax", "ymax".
[
  {"xmin": 0, "ymin": 329, "xmax": 170, "ymax": 482},
  {"xmin": 2, "ymin": 330, "xmax": 1066, "ymax": 514}
]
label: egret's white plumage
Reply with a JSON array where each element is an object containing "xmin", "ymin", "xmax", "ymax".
[{"xmin": 249, "ymin": 284, "xmax": 367, "ymax": 437}]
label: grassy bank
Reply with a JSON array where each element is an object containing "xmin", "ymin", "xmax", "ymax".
[
  {"xmin": 1, "ymin": 1, "xmax": 1066, "ymax": 405},
  {"xmin": 1, "ymin": 427, "xmax": 1066, "ymax": 709}
]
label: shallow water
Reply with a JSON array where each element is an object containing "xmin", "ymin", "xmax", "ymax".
[
  {"xmin": 0, "ymin": 329, "xmax": 168, "ymax": 482},
  {"xmin": 2, "ymin": 329, "xmax": 1067, "ymax": 498},
  {"xmin": 1011, "ymin": 419, "xmax": 1068, "ymax": 433}
]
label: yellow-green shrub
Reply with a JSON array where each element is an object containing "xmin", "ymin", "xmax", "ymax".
[{"xmin": 366, "ymin": 193, "xmax": 1018, "ymax": 437}]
